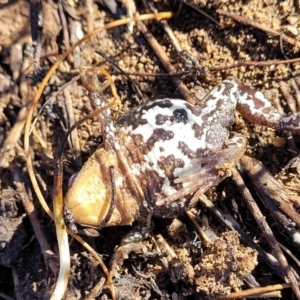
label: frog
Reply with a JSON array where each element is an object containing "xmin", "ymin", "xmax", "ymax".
[{"xmin": 63, "ymin": 69, "xmax": 300, "ymax": 270}]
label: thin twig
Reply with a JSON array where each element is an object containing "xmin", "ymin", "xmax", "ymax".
[
  {"xmin": 279, "ymin": 242, "xmax": 300, "ymax": 269},
  {"xmin": 58, "ymin": 0, "xmax": 70, "ymax": 50},
  {"xmin": 210, "ymin": 57, "xmax": 300, "ymax": 72},
  {"xmin": 291, "ymin": 77, "xmax": 300, "ymax": 108},
  {"xmin": 0, "ymin": 292, "xmax": 15, "ymax": 300},
  {"xmin": 32, "ymin": 126, "xmax": 47, "ymax": 149},
  {"xmin": 112, "ymin": 69, "xmax": 190, "ymax": 77},
  {"xmin": 29, "ymin": 0, "xmax": 43, "ymax": 67},
  {"xmin": 40, "ymin": 117, "xmax": 49, "ymax": 153},
  {"xmin": 85, "ymin": 277, "xmax": 106, "ymax": 300},
  {"xmin": 64, "ymin": 86, "xmax": 82, "ymax": 166},
  {"xmin": 216, "ymin": 9, "xmax": 300, "ymax": 49},
  {"xmin": 220, "ymin": 281, "xmax": 300, "ymax": 299},
  {"xmin": 183, "ymin": 1, "xmax": 220, "ymax": 26},
  {"xmin": 0, "ymin": 106, "xmax": 27, "ymax": 173},
  {"xmin": 155, "ymin": 234, "xmax": 177, "ymax": 259},
  {"xmin": 11, "ymin": 164, "xmax": 58, "ymax": 276},
  {"xmin": 231, "ymin": 166, "xmax": 300, "ymax": 299},
  {"xmin": 31, "ymin": 75, "xmax": 81, "ymax": 132},
  {"xmin": 238, "ymin": 155, "xmax": 300, "ymax": 248},
  {"xmin": 271, "ymin": 88, "xmax": 285, "ymax": 114},
  {"xmin": 238, "ymin": 155, "xmax": 300, "ymax": 227},
  {"xmin": 68, "ymin": 18, "xmax": 81, "ymax": 68},
  {"xmin": 96, "ymin": 50, "xmax": 145, "ymax": 103},
  {"xmin": 278, "ymin": 80, "xmax": 297, "ymax": 114},
  {"xmin": 85, "ymin": 0, "xmax": 95, "ymax": 32},
  {"xmin": 186, "ymin": 210, "xmax": 211, "ymax": 245},
  {"xmin": 161, "ymin": 18, "xmax": 181, "ymax": 52},
  {"xmin": 11, "ymin": 267, "xmax": 21, "ymax": 300},
  {"xmin": 280, "ymin": 34, "xmax": 290, "ymax": 60},
  {"xmin": 137, "ymin": 21, "xmax": 194, "ymax": 103}
]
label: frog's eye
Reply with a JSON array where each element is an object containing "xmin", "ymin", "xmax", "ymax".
[{"xmin": 173, "ymin": 108, "xmax": 188, "ymax": 123}]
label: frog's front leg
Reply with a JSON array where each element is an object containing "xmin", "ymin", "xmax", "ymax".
[
  {"xmin": 156, "ymin": 135, "xmax": 247, "ymax": 206},
  {"xmin": 109, "ymin": 214, "xmax": 154, "ymax": 277},
  {"xmin": 80, "ymin": 65, "xmax": 118, "ymax": 150}
]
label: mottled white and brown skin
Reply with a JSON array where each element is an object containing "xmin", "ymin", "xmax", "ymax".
[{"xmin": 64, "ymin": 78, "xmax": 300, "ymax": 234}]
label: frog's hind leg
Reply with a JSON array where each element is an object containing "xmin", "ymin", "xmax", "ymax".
[
  {"xmin": 234, "ymin": 79, "xmax": 300, "ymax": 134},
  {"xmin": 155, "ymin": 136, "xmax": 247, "ymax": 207}
]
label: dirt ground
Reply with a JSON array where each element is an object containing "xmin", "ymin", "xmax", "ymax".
[{"xmin": 1, "ymin": 0, "xmax": 300, "ymax": 299}]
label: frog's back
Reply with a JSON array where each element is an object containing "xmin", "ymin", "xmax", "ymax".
[{"xmin": 116, "ymin": 98, "xmax": 229, "ymax": 208}]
